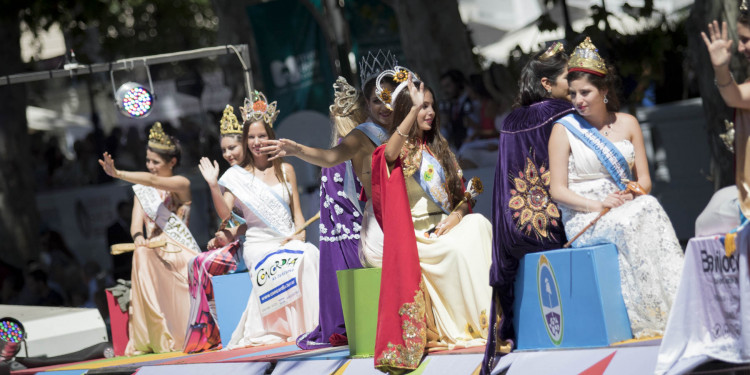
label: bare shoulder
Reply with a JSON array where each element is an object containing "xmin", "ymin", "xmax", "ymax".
[
  {"xmin": 282, "ymin": 162, "xmax": 296, "ymax": 175},
  {"xmin": 615, "ymin": 112, "xmax": 639, "ymax": 128}
]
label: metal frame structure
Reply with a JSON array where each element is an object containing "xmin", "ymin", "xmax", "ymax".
[{"xmin": 0, "ymin": 45, "xmax": 253, "ymax": 98}]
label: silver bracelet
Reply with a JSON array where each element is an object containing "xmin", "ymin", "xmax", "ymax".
[
  {"xmin": 715, "ymin": 72, "xmax": 735, "ymax": 88},
  {"xmin": 396, "ymin": 128, "xmax": 408, "ymax": 137}
]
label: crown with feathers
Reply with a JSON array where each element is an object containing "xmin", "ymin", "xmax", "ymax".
[
  {"xmin": 220, "ymin": 105, "xmax": 243, "ymax": 135},
  {"xmin": 330, "ymin": 76, "xmax": 359, "ymax": 117},
  {"xmin": 375, "ymin": 66, "xmax": 420, "ymax": 110},
  {"xmin": 148, "ymin": 122, "xmax": 176, "ymax": 152},
  {"xmin": 568, "ymin": 37, "xmax": 608, "ymax": 76},
  {"xmin": 240, "ymin": 90, "xmax": 279, "ymax": 127},
  {"xmin": 359, "ymin": 50, "xmax": 399, "ymax": 89}
]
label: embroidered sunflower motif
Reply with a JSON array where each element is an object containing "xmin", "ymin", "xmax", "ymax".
[
  {"xmin": 394, "ymin": 69, "xmax": 409, "ymax": 83},
  {"xmin": 423, "ymin": 165, "xmax": 435, "ymax": 181},
  {"xmin": 508, "ymin": 157, "xmax": 560, "ymax": 240}
]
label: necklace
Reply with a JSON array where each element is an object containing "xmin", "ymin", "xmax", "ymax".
[{"xmin": 600, "ymin": 113, "xmax": 615, "ymax": 136}]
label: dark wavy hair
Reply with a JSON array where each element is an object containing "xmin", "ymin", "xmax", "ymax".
[
  {"xmin": 515, "ymin": 50, "xmax": 569, "ymax": 107},
  {"xmin": 390, "ymin": 85, "xmax": 464, "ymax": 208},
  {"xmin": 567, "ymin": 63, "xmax": 621, "ymax": 112}
]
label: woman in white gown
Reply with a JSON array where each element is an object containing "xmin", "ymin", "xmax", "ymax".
[
  {"xmin": 548, "ymin": 38, "xmax": 683, "ymax": 339},
  {"xmin": 204, "ymin": 91, "xmax": 320, "ymax": 348}
]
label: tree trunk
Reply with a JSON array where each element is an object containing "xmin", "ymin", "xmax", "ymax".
[
  {"xmin": 687, "ymin": 0, "xmax": 745, "ymax": 190},
  {"xmin": 389, "ymin": 0, "xmax": 478, "ymax": 89},
  {"xmin": 0, "ymin": 15, "xmax": 40, "ymax": 268}
]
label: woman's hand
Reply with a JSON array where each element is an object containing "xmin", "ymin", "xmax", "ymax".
[
  {"xmin": 701, "ymin": 20, "xmax": 733, "ymax": 68},
  {"xmin": 198, "ymin": 157, "xmax": 220, "ymax": 187},
  {"xmin": 600, "ymin": 192, "xmax": 631, "ymax": 209},
  {"xmin": 208, "ymin": 229, "xmax": 233, "ymax": 249},
  {"xmin": 434, "ymin": 212, "xmax": 461, "ymax": 237},
  {"xmin": 407, "ymin": 73, "xmax": 425, "ymax": 109},
  {"xmin": 261, "ymin": 139, "xmax": 300, "ymax": 161},
  {"xmin": 281, "ymin": 231, "xmax": 305, "ymax": 245},
  {"xmin": 134, "ymin": 235, "xmax": 147, "ymax": 247},
  {"xmin": 98, "ymin": 152, "xmax": 119, "ymax": 178}
]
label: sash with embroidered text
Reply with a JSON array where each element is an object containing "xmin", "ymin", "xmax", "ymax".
[
  {"xmin": 412, "ymin": 150, "xmax": 452, "ymax": 214},
  {"xmin": 133, "ymin": 185, "xmax": 200, "ymax": 252},
  {"xmin": 557, "ymin": 113, "xmax": 633, "ymax": 190},
  {"xmin": 219, "ymin": 165, "xmax": 294, "ymax": 237}
]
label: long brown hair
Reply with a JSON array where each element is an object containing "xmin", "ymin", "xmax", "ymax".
[
  {"xmin": 240, "ymin": 120, "xmax": 293, "ymax": 209},
  {"xmin": 391, "ymin": 85, "xmax": 464, "ymax": 208}
]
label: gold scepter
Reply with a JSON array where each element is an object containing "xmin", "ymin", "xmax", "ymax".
[
  {"xmin": 563, "ymin": 179, "xmax": 646, "ymax": 248},
  {"xmin": 453, "ymin": 176, "xmax": 484, "ymax": 212},
  {"xmin": 110, "ymin": 239, "xmax": 167, "ymax": 255}
]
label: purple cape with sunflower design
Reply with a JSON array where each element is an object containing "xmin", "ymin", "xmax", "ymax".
[{"xmin": 481, "ymin": 98, "xmax": 575, "ymax": 374}]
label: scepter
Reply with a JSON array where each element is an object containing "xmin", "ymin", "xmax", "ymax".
[{"xmin": 562, "ymin": 179, "xmax": 646, "ymax": 248}]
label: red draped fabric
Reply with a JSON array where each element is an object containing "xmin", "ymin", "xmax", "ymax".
[{"xmin": 371, "ymin": 145, "xmax": 427, "ymax": 373}]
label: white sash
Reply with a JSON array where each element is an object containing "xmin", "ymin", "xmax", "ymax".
[
  {"xmin": 133, "ymin": 184, "xmax": 200, "ymax": 252},
  {"xmin": 252, "ymin": 247, "xmax": 304, "ymax": 316},
  {"xmin": 219, "ymin": 165, "xmax": 295, "ymax": 237}
]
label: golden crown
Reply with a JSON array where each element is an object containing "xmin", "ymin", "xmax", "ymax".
[
  {"xmin": 220, "ymin": 104, "xmax": 243, "ymax": 135},
  {"xmin": 375, "ymin": 66, "xmax": 420, "ymax": 110},
  {"xmin": 240, "ymin": 90, "xmax": 280, "ymax": 127},
  {"xmin": 539, "ymin": 42, "xmax": 565, "ymax": 60},
  {"xmin": 330, "ymin": 76, "xmax": 358, "ymax": 117},
  {"xmin": 568, "ymin": 37, "xmax": 608, "ymax": 76},
  {"xmin": 147, "ymin": 122, "xmax": 176, "ymax": 152}
]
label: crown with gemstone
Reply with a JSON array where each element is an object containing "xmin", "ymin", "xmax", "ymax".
[
  {"xmin": 539, "ymin": 42, "xmax": 565, "ymax": 61},
  {"xmin": 240, "ymin": 90, "xmax": 279, "ymax": 127},
  {"xmin": 330, "ymin": 76, "xmax": 359, "ymax": 117},
  {"xmin": 220, "ymin": 104, "xmax": 243, "ymax": 135},
  {"xmin": 359, "ymin": 50, "xmax": 399, "ymax": 88},
  {"xmin": 148, "ymin": 122, "xmax": 176, "ymax": 152},
  {"xmin": 568, "ymin": 37, "xmax": 608, "ymax": 76},
  {"xmin": 375, "ymin": 66, "xmax": 420, "ymax": 110}
]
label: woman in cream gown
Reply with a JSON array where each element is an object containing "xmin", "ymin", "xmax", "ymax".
[
  {"xmin": 365, "ymin": 69, "xmax": 492, "ymax": 373},
  {"xmin": 549, "ymin": 38, "xmax": 683, "ymax": 339}
]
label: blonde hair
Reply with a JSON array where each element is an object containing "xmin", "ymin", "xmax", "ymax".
[{"xmin": 330, "ymin": 94, "xmax": 368, "ymax": 147}]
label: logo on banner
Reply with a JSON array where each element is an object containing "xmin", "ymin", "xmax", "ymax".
[
  {"xmin": 537, "ymin": 255, "xmax": 563, "ymax": 345},
  {"xmin": 252, "ymin": 248, "xmax": 304, "ymax": 317}
]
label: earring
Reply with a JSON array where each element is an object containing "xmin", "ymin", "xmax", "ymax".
[
  {"xmin": 546, "ymin": 89, "xmax": 552, "ymax": 94},
  {"xmin": 603, "ymin": 96, "xmax": 609, "ymax": 104}
]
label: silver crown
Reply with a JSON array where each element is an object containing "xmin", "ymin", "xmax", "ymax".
[{"xmin": 359, "ymin": 50, "xmax": 398, "ymax": 88}]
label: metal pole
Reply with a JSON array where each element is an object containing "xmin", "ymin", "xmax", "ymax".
[{"xmin": 0, "ymin": 45, "xmax": 252, "ymax": 88}]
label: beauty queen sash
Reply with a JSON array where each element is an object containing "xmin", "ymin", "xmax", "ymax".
[
  {"xmin": 219, "ymin": 165, "xmax": 304, "ymax": 316},
  {"xmin": 342, "ymin": 122, "xmax": 391, "ymax": 212},
  {"xmin": 133, "ymin": 184, "xmax": 200, "ymax": 252},
  {"xmin": 412, "ymin": 150, "xmax": 452, "ymax": 214},
  {"xmin": 557, "ymin": 113, "xmax": 633, "ymax": 190},
  {"xmin": 219, "ymin": 165, "xmax": 294, "ymax": 237}
]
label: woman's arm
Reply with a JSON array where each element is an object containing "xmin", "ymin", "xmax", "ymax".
[
  {"xmin": 284, "ymin": 163, "xmax": 307, "ymax": 241},
  {"xmin": 99, "ymin": 152, "xmax": 191, "ymax": 195},
  {"xmin": 385, "ymin": 78, "xmax": 425, "ymax": 164},
  {"xmin": 130, "ymin": 197, "xmax": 147, "ymax": 247},
  {"xmin": 261, "ymin": 131, "xmax": 365, "ymax": 168},
  {"xmin": 198, "ymin": 157, "xmax": 235, "ymax": 221},
  {"xmin": 549, "ymin": 124, "xmax": 627, "ymax": 212},
  {"xmin": 622, "ymin": 113, "xmax": 652, "ymax": 194},
  {"xmin": 702, "ymin": 20, "xmax": 750, "ymax": 109}
]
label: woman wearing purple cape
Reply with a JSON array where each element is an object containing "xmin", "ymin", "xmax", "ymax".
[{"xmin": 481, "ymin": 43, "xmax": 574, "ymax": 374}]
